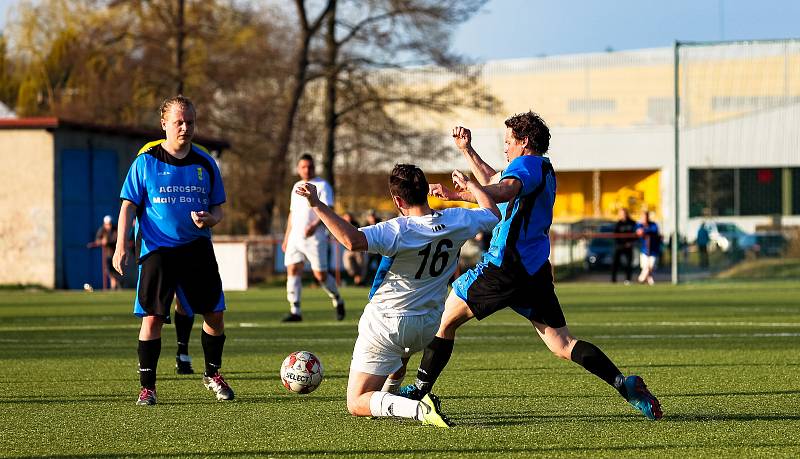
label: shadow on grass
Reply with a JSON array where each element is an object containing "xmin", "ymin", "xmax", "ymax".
[
  {"xmin": 12, "ymin": 442, "xmax": 800, "ymax": 459},
  {"xmin": 641, "ymin": 362, "xmax": 800, "ymax": 369},
  {"xmin": 668, "ymin": 389, "xmax": 800, "ymax": 397}
]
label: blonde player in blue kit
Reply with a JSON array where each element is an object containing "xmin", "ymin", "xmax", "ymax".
[
  {"xmin": 114, "ymin": 96, "xmax": 233, "ymax": 405},
  {"xmin": 295, "ymin": 164, "xmax": 500, "ymax": 428}
]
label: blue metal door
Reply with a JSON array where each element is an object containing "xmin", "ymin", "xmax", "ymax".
[{"xmin": 60, "ymin": 149, "xmax": 119, "ymax": 289}]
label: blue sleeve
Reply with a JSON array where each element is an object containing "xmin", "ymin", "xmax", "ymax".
[
  {"xmin": 500, "ymin": 157, "xmax": 539, "ymax": 196},
  {"xmin": 120, "ymin": 156, "xmax": 145, "ymax": 205},
  {"xmin": 209, "ymin": 159, "xmax": 226, "ymax": 206}
]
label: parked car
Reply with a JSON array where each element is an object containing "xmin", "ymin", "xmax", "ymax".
[
  {"xmin": 738, "ymin": 232, "xmax": 787, "ymax": 257},
  {"xmin": 584, "ymin": 224, "xmax": 615, "ymax": 270},
  {"xmin": 703, "ymin": 221, "xmax": 748, "ymax": 252}
]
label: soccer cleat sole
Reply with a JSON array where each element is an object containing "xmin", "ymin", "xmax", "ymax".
[{"xmin": 420, "ymin": 393, "xmax": 452, "ymax": 428}]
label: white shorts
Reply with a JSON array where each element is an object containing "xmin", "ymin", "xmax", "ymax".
[
  {"xmin": 640, "ymin": 253, "xmax": 657, "ymax": 270},
  {"xmin": 350, "ymin": 305, "xmax": 442, "ymax": 376},
  {"xmin": 284, "ymin": 234, "xmax": 329, "ymax": 271}
]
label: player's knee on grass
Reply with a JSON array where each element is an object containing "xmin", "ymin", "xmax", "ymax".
[{"xmin": 346, "ymin": 393, "xmax": 372, "ymax": 416}]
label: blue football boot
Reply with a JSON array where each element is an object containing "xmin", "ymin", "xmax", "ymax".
[{"xmin": 623, "ymin": 375, "xmax": 662, "ymax": 420}]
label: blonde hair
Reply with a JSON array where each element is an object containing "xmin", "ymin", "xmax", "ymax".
[{"xmin": 159, "ymin": 95, "xmax": 195, "ymax": 121}]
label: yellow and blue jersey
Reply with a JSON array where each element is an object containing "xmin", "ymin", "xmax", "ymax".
[{"xmin": 121, "ymin": 141, "xmax": 225, "ymax": 259}]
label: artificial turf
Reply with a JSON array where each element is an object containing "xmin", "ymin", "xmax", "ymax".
[{"xmin": 1, "ymin": 281, "xmax": 799, "ymax": 458}]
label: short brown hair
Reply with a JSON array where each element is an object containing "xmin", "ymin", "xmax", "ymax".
[
  {"xmin": 159, "ymin": 95, "xmax": 195, "ymax": 120},
  {"xmin": 389, "ymin": 164, "xmax": 428, "ymax": 206},
  {"xmin": 505, "ymin": 111, "xmax": 550, "ymax": 154}
]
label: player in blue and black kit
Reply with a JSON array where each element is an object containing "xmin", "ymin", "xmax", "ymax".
[
  {"xmin": 636, "ymin": 211, "xmax": 662, "ymax": 285},
  {"xmin": 113, "ymin": 96, "xmax": 234, "ymax": 405},
  {"xmin": 403, "ymin": 111, "xmax": 662, "ymax": 421}
]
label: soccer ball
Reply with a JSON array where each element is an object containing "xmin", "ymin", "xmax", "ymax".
[{"xmin": 280, "ymin": 351, "xmax": 324, "ymax": 394}]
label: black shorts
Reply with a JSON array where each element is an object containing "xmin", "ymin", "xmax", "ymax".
[
  {"xmin": 133, "ymin": 238, "xmax": 225, "ymax": 320},
  {"xmin": 453, "ymin": 260, "xmax": 566, "ymax": 328}
]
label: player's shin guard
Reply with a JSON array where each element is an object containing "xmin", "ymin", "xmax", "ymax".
[
  {"xmin": 570, "ymin": 340, "xmax": 626, "ymax": 397},
  {"xmin": 201, "ymin": 330, "xmax": 226, "ymax": 377},
  {"xmin": 369, "ymin": 391, "xmax": 422, "ymax": 419},
  {"xmin": 138, "ymin": 338, "xmax": 161, "ymax": 389},
  {"xmin": 174, "ymin": 310, "xmax": 194, "ymax": 356},
  {"xmin": 414, "ymin": 336, "xmax": 454, "ymax": 395}
]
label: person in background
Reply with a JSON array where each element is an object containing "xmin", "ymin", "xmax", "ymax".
[
  {"xmin": 636, "ymin": 211, "xmax": 661, "ymax": 285},
  {"xmin": 611, "ymin": 208, "xmax": 636, "ymax": 285},
  {"xmin": 696, "ymin": 222, "xmax": 710, "ymax": 268},
  {"xmin": 87, "ymin": 215, "xmax": 121, "ymax": 290},
  {"xmin": 281, "ymin": 154, "xmax": 345, "ymax": 322},
  {"xmin": 342, "ymin": 212, "xmax": 366, "ymax": 285}
]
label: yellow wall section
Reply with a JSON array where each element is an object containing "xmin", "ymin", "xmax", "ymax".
[{"xmin": 553, "ymin": 170, "xmax": 660, "ymax": 222}]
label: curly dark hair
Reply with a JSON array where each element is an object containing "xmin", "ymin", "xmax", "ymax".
[
  {"xmin": 159, "ymin": 95, "xmax": 195, "ymax": 121},
  {"xmin": 389, "ymin": 164, "xmax": 429, "ymax": 206},
  {"xmin": 504, "ymin": 111, "xmax": 550, "ymax": 154}
]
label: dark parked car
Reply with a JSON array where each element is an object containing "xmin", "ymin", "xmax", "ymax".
[
  {"xmin": 738, "ymin": 232, "xmax": 787, "ymax": 257},
  {"xmin": 584, "ymin": 224, "xmax": 615, "ymax": 270}
]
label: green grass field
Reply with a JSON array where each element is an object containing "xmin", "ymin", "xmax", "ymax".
[{"xmin": 2, "ymin": 281, "xmax": 800, "ymax": 458}]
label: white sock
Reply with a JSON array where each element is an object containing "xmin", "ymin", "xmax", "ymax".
[
  {"xmin": 369, "ymin": 391, "xmax": 423, "ymax": 420},
  {"xmin": 320, "ymin": 275, "xmax": 340, "ymax": 300},
  {"xmin": 381, "ymin": 378, "xmax": 403, "ymax": 394},
  {"xmin": 287, "ymin": 275, "xmax": 302, "ymax": 306}
]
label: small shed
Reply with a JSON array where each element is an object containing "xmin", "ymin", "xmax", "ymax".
[{"xmin": 0, "ymin": 118, "xmax": 229, "ymax": 289}]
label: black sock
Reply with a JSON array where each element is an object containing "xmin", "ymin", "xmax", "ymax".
[
  {"xmin": 201, "ymin": 330, "xmax": 226, "ymax": 377},
  {"xmin": 413, "ymin": 336, "xmax": 455, "ymax": 395},
  {"xmin": 570, "ymin": 340, "xmax": 626, "ymax": 397},
  {"xmin": 174, "ymin": 311, "xmax": 194, "ymax": 355},
  {"xmin": 138, "ymin": 338, "xmax": 161, "ymax": 389}
]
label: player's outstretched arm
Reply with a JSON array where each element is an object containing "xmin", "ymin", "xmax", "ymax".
[
  {"xmin": 113, "ymin": 200, "xmax": 137, "ymax": 275},
  {"xmin": 453, "ymin": 126, "xmax": 496, "ymax": 185},
  {"xmin": 452, "ymin": 170, "xmax": 501, "ymax": 220},
  {"xmin": 295, "ymin": 183, "xmax": 368, "ymax": 251}
]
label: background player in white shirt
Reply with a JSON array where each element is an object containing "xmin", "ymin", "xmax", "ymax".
[
  {"xmin": 295, "ymin": 164, "xmax": 500, "ymax": 428},
  {"xmin": 282, "ymin": 154, "xmax": 345, "ymax": 322}
]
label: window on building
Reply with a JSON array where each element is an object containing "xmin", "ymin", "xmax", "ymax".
[
  {"xmin": 568, "ymin": 98, "xmax": 616, "ymax": 113},
  {"xmin": 690, "ymin": 167, "xmax": 790, "ymax": 217},
  {"xmin": 739, "ymin": 168, "xmax": 782, "ymax": 215},
  {"xmin": 711, "ymin": 95, "xmax": 800, "ymax": 112},
  {"xmin": 689, "ymin": 169, "xmax": 734, "ymax": 217}
]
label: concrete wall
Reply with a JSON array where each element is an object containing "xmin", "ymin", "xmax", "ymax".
[{"xmin": 0, "ymin": 130, "xmax": 55, "ymax": 287}]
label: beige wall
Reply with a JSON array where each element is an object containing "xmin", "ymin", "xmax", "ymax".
[{"xmin": 0, "ymin": 130, "xmax": 55, "ymax": 287}]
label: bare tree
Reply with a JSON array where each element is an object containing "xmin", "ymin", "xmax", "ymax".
[{"xmin": 316, "ymin": 0, "xmax": 500, "ymax": 189}]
